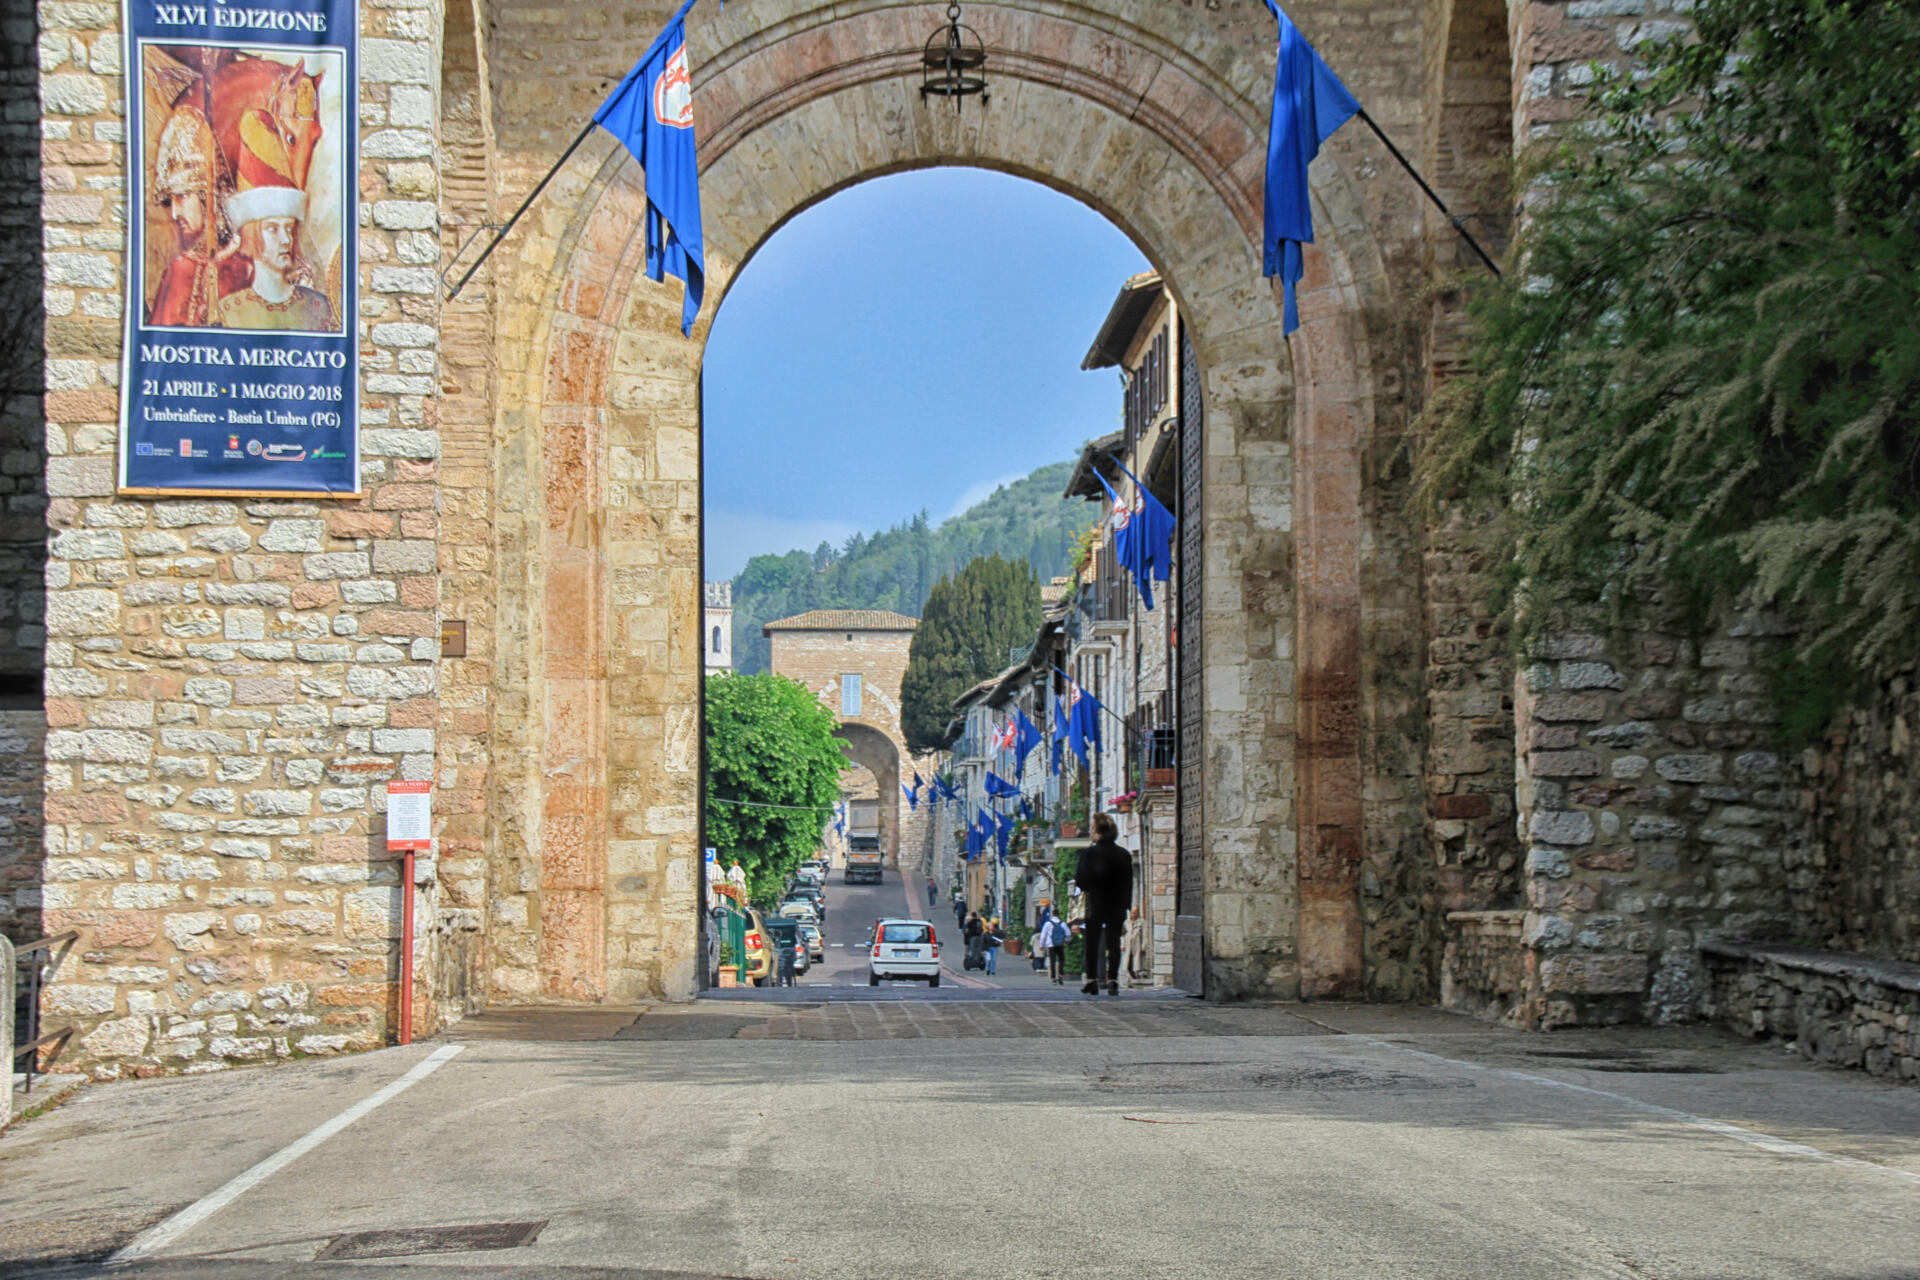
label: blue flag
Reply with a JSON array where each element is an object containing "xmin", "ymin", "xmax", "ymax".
[
  {"xmin": 1012, "ymin": 709, "xmax": 1043, "ymax": 780},
  {"xmin": 994, "ymin": 810, "xmax": 1015, "ymax": 861},
  {"xmin": 984, "ymin": 771, "xmax": 1021, "ymax": 800},
  {"xmin": 902, "ymin": 782, "xmax": 918, "ymax": 811},
  {"xmin": 1090, "ymin": 466, "xmax": 1135, "ymax": 590},
  {"xmin": 1262, "ymin": 1, "xmax": 1360, "ymax": 334},
  {"xmin": 1112, "ymin": 459, "xmax": 1178, "ymax": 610},
  {"xmin": 1050, "ymin": 693, "xmax": 1069, "ymax": 777},
  {"xmin": 593, "ymin": 0, "xmax": 707, "ymax": 336}
]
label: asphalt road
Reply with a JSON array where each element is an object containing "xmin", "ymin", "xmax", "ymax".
[
  {"xmin": 764, "ymin": 866, "xmax": 1059, "ymax": 993},
  {"xmin": 5, "ymin": 984, "xmax": 1920, "ymax": 1279}
]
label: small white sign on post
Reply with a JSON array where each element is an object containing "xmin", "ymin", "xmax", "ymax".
[{"xmin": 387, "ymin": 781, "xmax": 432, "ymax": 851}]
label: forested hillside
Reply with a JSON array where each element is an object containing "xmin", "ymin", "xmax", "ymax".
[{"xmin": 728, "ymin": 460, "xmax": 1092, "ymax": 674}]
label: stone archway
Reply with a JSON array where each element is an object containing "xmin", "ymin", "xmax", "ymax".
[
  {"xmin": 488, "ymin": 0, "xmax": 1409, "ymax": 1006},
  {"xmin": 834, "ymin": 723, "xmax": 901, "ymax": 868}
]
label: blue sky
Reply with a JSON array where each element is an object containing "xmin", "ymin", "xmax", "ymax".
[{"xmin": 701, "ymin": 168, "xmax": 1150, "ymax": 580}]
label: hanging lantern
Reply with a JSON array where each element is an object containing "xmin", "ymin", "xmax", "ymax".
[{"xmin": 921, "ymin": 3, "xmax": 989, "ymax": 109}]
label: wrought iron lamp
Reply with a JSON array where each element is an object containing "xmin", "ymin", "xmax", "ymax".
[{"xmin": 921, "ymin": 3, "xmax": 989, "ymax": 108}]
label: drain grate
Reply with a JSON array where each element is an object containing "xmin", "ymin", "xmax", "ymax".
[{"xmin": 315, "ymin": 1220, "xmax": 546, "ymax": 1260}]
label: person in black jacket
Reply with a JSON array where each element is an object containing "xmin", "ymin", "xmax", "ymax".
[{"xmin": 1074, "ymin": 814, "xmax": 1133, "ymax": 996}]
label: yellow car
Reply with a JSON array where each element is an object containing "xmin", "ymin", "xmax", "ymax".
[{"xmin": 743, "ymin": 909, "xmax": 776, "ymax": 986}]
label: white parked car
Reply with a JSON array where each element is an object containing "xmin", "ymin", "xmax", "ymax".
[{"xmin": 869, "ymin": 918, "xmax": 940, "ymax": 987}]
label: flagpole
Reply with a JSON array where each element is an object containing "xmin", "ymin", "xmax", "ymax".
[
  {"xmin": 445, "ymin": 119, "xmax": 599, "ymax": 302},
  {"xmin": 1354, "ymin": 108, "xmax": 1503, "ymax": 279}
]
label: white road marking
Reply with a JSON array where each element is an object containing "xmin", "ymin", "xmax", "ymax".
[
  {"xmin": 1362, "ymin": 1036, "xmax": 1920, "ymax": 1188},
  {"xmin": 108, "ymin": 1043, "xmax": 466, "ymax": 1264}
]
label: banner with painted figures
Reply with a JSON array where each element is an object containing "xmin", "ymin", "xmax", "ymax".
[{"xmin": 119, "ymin": 0, "xmax": 359, "ymax": 496}]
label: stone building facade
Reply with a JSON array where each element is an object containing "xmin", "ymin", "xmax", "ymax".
[
  {"xmin": 8, "ymin": 0, "xmax": 1916, "ymax": 1079},
  {"xmin": 764, "ymin": 610, "xmax": 932, "ymax": 870}
]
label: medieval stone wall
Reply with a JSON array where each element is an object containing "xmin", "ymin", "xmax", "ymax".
[
  {"xmin": 34, "ymin": 0, "xmax": 452, "ymax": 1076},
  {"xmin": 0, "ymin": 0, "xmax": 47, "ymax": 944},
  {"xmin": 1789, "ymin": 671, "xmax": 1920, "ymax": 966}
]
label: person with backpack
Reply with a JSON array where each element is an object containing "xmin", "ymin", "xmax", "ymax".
[
  {"xmin": 1039, "ymin": 912, "xmax": 1071, "ymax": 984},
  {"xmin": 963, "ymin": 912, "xmax": 985, "ymax": 971}
]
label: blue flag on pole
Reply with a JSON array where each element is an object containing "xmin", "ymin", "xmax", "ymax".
[
  {"xmin": 1261, "ymin": 1, "xmax": 1360, "ymax": 334},
  {"xmin": 1050, "ymin": 693, "xmax": 1069, "ymax": 777},
  {"xmin": 1112, "ymin": 458, "xmax": 1178, "ymax": 610},
  {"xmin": 994, "ymin": 810, "xmax": 1015, "ymax": 861},
  {"xmin": 984, "ymin": 771, "xmax": 1021, "ymax": 800},
  {"xmin": 1012, "ymin": 709, "xmax": 1042, "ymax": 780},
  {"xmin": 593, "ymin": 0, "xmax": 707, "ymax": 336},
  {"xmin": 902, "ymin": 782, "xmax": 918, "ymax": 811}
]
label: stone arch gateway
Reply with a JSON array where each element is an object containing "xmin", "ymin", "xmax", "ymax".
[
  {"xmin": 32, "ymin": 0, "xmax": 1606, "ymax": 1075},
  {"xmin": 488, "ymin": 0, "xmax": 1403, "ymax": 1008}
]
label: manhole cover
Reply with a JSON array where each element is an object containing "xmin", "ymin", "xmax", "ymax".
[{"xmin": 315, "ymin": 1220, "xmax": 546, "ymax": 1260}]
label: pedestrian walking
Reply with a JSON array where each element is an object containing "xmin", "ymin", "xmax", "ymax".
[
  {"xmin": 963, "ymin": 912, "xmax": 986, "ymax": 971},
  {"xmin": 776, "ymin": 938, "xmax": 798, "ymax": 988},
  {"xmin": 1039, "ymin": 912, "xmax": 1070, "ymax": 984},
  {"xmin": 983, "ymin": 918, "xmax": 1004, "ymax": 976},
  {"xmin": 927, "ymin": 880, "xmax": 938, "ymax": 908},
  {"xmin": 1074, "ymin": 813, "xmax": 1133, "ymax": 996}
]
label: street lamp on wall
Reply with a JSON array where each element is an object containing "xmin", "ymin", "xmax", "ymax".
[{"xmin": 921, "ymin": 3, "xmax": 989, "ymax": 109}]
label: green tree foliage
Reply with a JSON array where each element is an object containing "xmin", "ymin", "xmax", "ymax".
[
  {"xmin": 703, "ymin": 673, "xmax": 846, "ymax": 902},
  {"xmin": 900, "ymin": 554, "xmax": 1042, "ymax": 752},
  {"xmin": 1420, "ymin": 0, "xmax": 1920, "ymax": 739},
  {"xmin": 728, "ymin": 461, "xmax": 1093, "ymax": 674}
]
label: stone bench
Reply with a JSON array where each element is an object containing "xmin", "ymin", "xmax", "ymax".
[{"xmin": 1699, "ymin": 941, "xmax": 1920, "ymax": 1082}]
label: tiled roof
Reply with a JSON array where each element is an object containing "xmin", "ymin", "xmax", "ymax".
[{"xmin": 763, "ymin": 609, "xmax": 920, "ymax": 633}]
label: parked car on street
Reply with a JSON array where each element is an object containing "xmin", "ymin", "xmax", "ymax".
[
  {"xmin": 797, "ymin": 921, "xmax": 824, "ymax": 962},
  {"xmin": 869, "ymin": 918, "xmax": 940, "ymax": 987},
  {"xmin": 762, "ymin": 916, "xmax": 808, "ymax": 976},
  {"xmin": 778, "ymin": 902, "xmax": 820, "ymax": 929},
  {"xmin": 743, "ymin": 909, "xmax": 775, "ymax": 987},
  {"xmin": 783, "ymin": 888, "xmax": 825, "ymax": 922}
]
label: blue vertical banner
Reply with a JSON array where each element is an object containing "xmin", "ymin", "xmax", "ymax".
[{"xmin": 119, "ymin": 0, "xmax": 360, "ymax": 496}]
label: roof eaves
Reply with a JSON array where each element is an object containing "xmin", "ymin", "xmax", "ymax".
[{"xmin": 1080, "ymin": 272, "xmax": 1165, "ymax": 371}]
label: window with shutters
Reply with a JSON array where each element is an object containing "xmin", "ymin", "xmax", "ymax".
[{"xmin": 841, "ymin": 674, "xmax": 862, "ymax": 717}]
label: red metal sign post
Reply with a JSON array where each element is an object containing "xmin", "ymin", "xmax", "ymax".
[{"xmin": 386, "ymin": 781, "xmax": 432, "ymax": 1045}]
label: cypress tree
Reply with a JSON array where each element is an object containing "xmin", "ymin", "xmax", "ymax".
[{"xmin": 900, "ymin": 554, "xmax": 1042, "ymax": 752}]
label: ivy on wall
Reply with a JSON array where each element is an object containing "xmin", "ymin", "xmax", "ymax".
[{"xmin": 1418, "ymin": 0, "xmax": 1920, "ymax": 740}]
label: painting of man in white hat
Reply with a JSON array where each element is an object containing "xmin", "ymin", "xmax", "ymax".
[{"xmin": 213, "ymin": 108, "xmax": 335, "ymax": 332}]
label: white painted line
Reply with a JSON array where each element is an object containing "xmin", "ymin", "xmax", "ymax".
[
  {"xmin": 109, "ymin": 1043, "xmax": 466, "ymax": 1264},
  {"xmin": 1362, "ymin": 1037, "xmax": 1920, "ymax": 1188}
]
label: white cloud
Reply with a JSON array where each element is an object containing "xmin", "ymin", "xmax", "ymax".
[
  {"xmin": 703, "ymin": 509, "xmax": 863, "ymax": 580},
  {"xmin": 942, "ymin": 472, "xmax": 1026, "ymax": 523}
]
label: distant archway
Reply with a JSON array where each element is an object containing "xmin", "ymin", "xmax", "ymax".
[{"xmin": 835, "ymin": 722, "xmax": 901, "ymax": 869}]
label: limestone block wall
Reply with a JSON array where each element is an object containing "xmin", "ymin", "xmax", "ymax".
[
  {"xmin": 1512, "ymin": 623, "xmax": 1800, "ymax": 1028},
  {"xmin": 0, "ymin": 0, "xmax": 47, "ymax": 943},
  {"xmin": 1787, "ymin": 670, "xmax": 1920, "ymax": 966},
  {"xmin": 36, "ymin": 1, "xmax": 452, "ymax": 1076}
]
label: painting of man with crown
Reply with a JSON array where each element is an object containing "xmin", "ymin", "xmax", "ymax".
[{"xmin": 138, "ymin": 43, "xmax": 345, "ymax": 333}]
